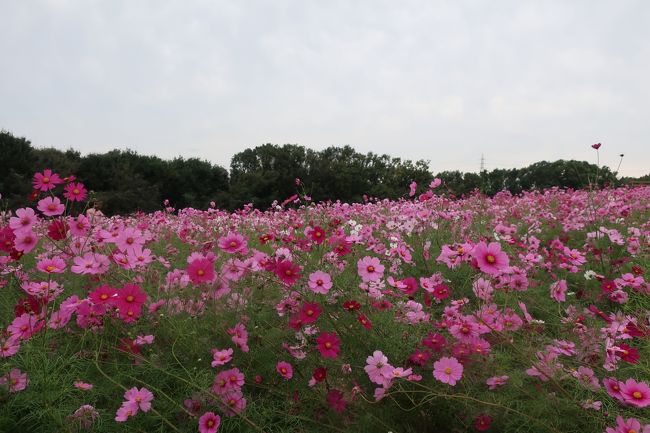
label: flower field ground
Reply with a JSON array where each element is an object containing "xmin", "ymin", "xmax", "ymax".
[{"xmin": 1, "ymin": 172, "xmax": 649, "ymax": 433}]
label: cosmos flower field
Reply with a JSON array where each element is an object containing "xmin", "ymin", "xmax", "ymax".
[{"xmin": 1, "ymin": 171, "xmax": 649, "ymax": 433}]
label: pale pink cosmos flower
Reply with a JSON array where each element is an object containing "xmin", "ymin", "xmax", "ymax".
[
  {"xmin": 433, "ymin": 356, "xmax": 463, "ymax": 386},
  {"xmin": 14, "ymin": 230, "xmax": 38, "ymax": 253},
  {"xmin": 37, "ymin": 196, "xmax": 65, "ymax": 216},
  {"xmin": 486, "ymin": 375, "xmax": 509, "ymax": 390},
  {"xmin": 605, "ymin": 416, "xmax": 649, "ymax": 433},
  {"xmin": 357, "ymin": 256, "xmax": 385, "ymax": 282},
  {"xmin": 550, "ymin": 280, "xmax": 568, "ymax": 302},
  {"xmin": 211, "ymin": 348, "xmax": 234, "ymax": 367},
  {"xmin": 9, "ymin": 208, "xmax": 38, "ymax": 233},
  {"xmin": 37, "ymin": 257, "xmax": 66, "ymax": 274},
  {"xmin": 0, "ymin": 368, "xmax": 28, "ymax": 392},
  {"xmin": 308, "ymin": 271, "xmax": 333, "ymax": 294},
  {"xmin": 364, "ymin": 350, "xmax": 394, "ymax": 386},
  {"xmin": 0, "ymin": 334, "xmax": 20, "ymax": 358},
  {"xmin": 73, "ymin": 381, "xmax": 93, "ymax": 391},
  {"xmin": 124, "ymin": 387, "xmax": 154, "ymax": 412},
  {"xmin": 134, "ymin": 335, "xmax": 155, "ymax": 346},
  {"xmin": 115, "ymin": 227, "xmax": 145, "ymax": 253}
]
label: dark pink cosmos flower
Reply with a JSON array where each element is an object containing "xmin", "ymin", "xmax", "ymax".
[
  {"xmin": 198, "ymin": 412, "xmax": 221, "ymax": 433},
  {"xmin": 63, "ymin": 182, "xmax": 87, "ymax": 202},
  {"xmin": 276, "ymin": 361, "xmax": 293, "ymax": 380},
  {"xmin": 32, "ymin": 169, "xmax": 63, "ymax": 191},
  {"xmin": 474, "ymin": 414, "xmax": 492, "ymax": 431},
  {"xmin": 187, "ymin": 258, "xmax": 215, "ymax": 285},
  {"xmin": 592, "ymin": 142, "xmax": 602, "ymax": 149},
  {"xmin": 298, "ymin": 302, "xmax": 322, "ymax": 325},
  {"xmin": 306, "ymin": 225, "xmax": 326, "ymax": 244},
  {"xmin": 274, "ymin": 260, "xmax": 301, "ymax": 286},
  {"xmin": 316, "ymin": 332, "xmax": 340, "ymax": 359},
  {"xmin": 326, "ymin": 389, "xmax": 347, "ymax": 413},
  {"xmin": 472, "ymin": 241, "xmax": 509, "ymax": 276}
]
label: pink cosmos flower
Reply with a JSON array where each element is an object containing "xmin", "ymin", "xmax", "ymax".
[
  {"xmin": 115, "ymin": 227, "xmax": 145, "ymax": 253},
  {"xmin": 74, "ymin": 381, "xmax": 93, "ymax": 391},
  {"xmin": 88, "ymin": 285, "xmax": 117, "ymax": 305},
  {"xmin": 486, "ymin": 375, "xmax": 509, "ymax": 390},
  {"xmin": 227, "ymin": 323, "xmax": 249, "ymax": 352},
  {"xmin": 9, "ymin": 208, "xmax": 38, "ymax": 233},
  {"xmin": 619, "ymin": 378, "xmax": 650, "ymax": 408},
  {"xmin": 605, "ymin": 416, "xmax": 649, "ymax": 433},
  {"xmin": 0, "ymin": 334, "xmax": 20, "ymax": 358},
  {"xmin": 33, "ymin": 169, "xmax": 63, "ymax": 191},
  {"xmin": 63, "ymin": 182, "xmax": 87, "ymax": 202},
  {"xmin": 187, "ymin": 258, "xmax": 216, "ymax": 284},
  {"xmin": 211, "ymin": 348, "xmax": 234, "ymax": 367},
  {"xmin": 306, "ymin": 225, "xmax": 326, "ymax": 244},
  {"xmin": 433, "ymin": 356, "xmax": 463, "ymax": 386},
  {"xmin": 326, "ymin": 389, "xmax": 347, "ymax": 413},
  {"xmin": 198, "ymin": 411, "xmax": 221, "ymax": 433},
  {"xmin": 316, "ymin": 332, "xmax": 340, "ymax": 359},
  {"xmin": 37, "ymin": 257, "xmax": 66, "ymax": 274},
  {"xmin": 276, "ymin": 361, "xmax": 293, "ymax": 380},
  {"xmin": 124, "ymin": 387, "xmax": 154, "ymax": 412},
  {"xmin": 0, "ymin": 368, "xmax": 28, "ymax": 392},
  {"xmin": 357, "ymin": 256, "xmax": 385, "ymax": 282},
  {"xmin": 409, "ymin": 181, "xmax": 417, "ymax": 197},
  {"xmin": 603, "ymin": 377, "xmax": 625, "ymax": 402},
  {"xmin": 134, "ymin": 335, "xmax": 155, "ymax": 346},
  {"xmin": 212, "ymin": 368, "xmax": 245, "ymax": 395},
  {"xmin": 550, "ymin": 280, "xmax": 568, "ymax": 302},
  {"xmin": 365, "ymin": 350, "xmax": 394, "ymax": 385},
  {"xmin": 308, "ymin": 271, "xmax": 332, "ymax": 294},
  {"xmin": 37, "ymin": 196, "xmax": 65, "ymax": 216},
  {"xmin": 114, "ymin": 284, "xmax": 147, "ymax": 323},
  {"xmin": 218, "ymin": 232, "xmax": 248, "ymax": 254},
  {"xmin": 8, "ymin": 313, "xmax": 41, "ymax": 340},
  {"xmin": 115, "ymin": 402, "xmax": 137, "ymax": 422},
  {"xmin": 472, "ymin": 241, "xmax": 509, "ymax": 276}
]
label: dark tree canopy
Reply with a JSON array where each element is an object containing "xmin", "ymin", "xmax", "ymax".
[{"xmin": 0, "ymin": 130, "xmax": 635, "ymax": 214}]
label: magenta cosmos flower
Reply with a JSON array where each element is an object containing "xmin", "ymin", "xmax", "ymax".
[
  {"xmin": 63, "ymin": 182, "xmax": 88, "ymax": 202},
  {"xmin": 198, "ymin": 411, "xmax": 221, "ymax": 433},
  {"xmin": 433, "ymin": 356, "xmax": 463, "ymax": 386},
  {"xmin": 218, "ymin": 232, "xmax": 248, "ymax": 254},
  {"xmin": 187, "ymin": 258, "xmax": 216, "ymax": 285},
  {"xmin": 315, "ymin": 332, "xmax": 340, "ymax": 359},
  {"xmin": 619, "ymin": 378, "xmax": 650, "ymax": 408},
  {"xmin": 274, "ymin": 260, "xmax": 302, "ymax": 286},
  {"xmin": 357, "ymin": 256, "xmax": 385, "ymax": 282},
  {"xmin": 276, "ymin": 361, "xmax": 293, "ymax": 380},
  {"xmin": 32, "ymin": 169, "xmax": 63, "ymax": 191},
  {"xmin": 472, "ymin": 241, "xmax": 509, "ymax": 276},
  {"xmin": 37, "ymin": 196, "xmax": 65, "ymax": 216}
]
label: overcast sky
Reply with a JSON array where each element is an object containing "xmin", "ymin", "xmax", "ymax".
[{"xmin": 1, "ymin": 0, "xmax": 649, "ymax": 176}]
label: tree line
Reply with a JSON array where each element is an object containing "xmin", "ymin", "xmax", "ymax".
[{"xmin": 1, "ymin": 130, "xmax": 631, "ymax": 214}]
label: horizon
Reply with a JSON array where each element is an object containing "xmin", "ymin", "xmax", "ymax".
[{"xmin": 1, "ymin": 1, "xmax": 649, "ymax": 176}]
